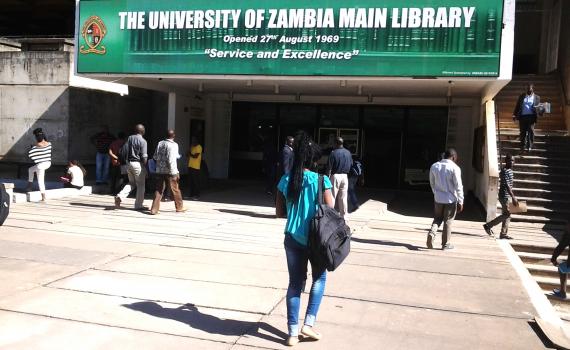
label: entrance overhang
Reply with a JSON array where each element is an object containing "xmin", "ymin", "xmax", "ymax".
[{"xmin": 79, "ymin": 74, "xmax": 508, "ymax": 102}]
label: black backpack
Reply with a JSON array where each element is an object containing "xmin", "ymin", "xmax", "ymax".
[
  {"xmin": 309, "ymin": 176, "xmax": 351, "ymax": 271},
  {"xmin": 118, "ymin": 139, "xmax": 130, "ymax": 165},
  {"xmin": 0, "ymin": 184, "xmax": 10, "ymax": 226}
]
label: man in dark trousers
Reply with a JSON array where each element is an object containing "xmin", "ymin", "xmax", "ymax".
[
  {"xmin": 427, "ymin": 149, "xmax": 464, "ymax": 250},
  {"xmin": 483, "ymin": 154, "xmax": 518, "ymax": 239},
  {"xmin": 90, "ymin": 125, "xmax": 115, "ymax": 185},
  {"xmin": 187, "ymin": 136, "xmax": 202, "ymax": 200},
  {"xmin": 278, "ymin": 136, "xmax": 294, "ymax": 176},
  {"xmin": 327, "ymin": 137, "xmax": 353, "ymax": 219},
  {"xmin": 512, "ymin": 83, "xmax": 541, "ymax": 152}
]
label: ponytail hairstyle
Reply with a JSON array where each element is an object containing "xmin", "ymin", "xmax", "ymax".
[
  {"xmin": 287, "ymin": 131, "xmax": 322, "ymax": 202},
  {"xmin": 33, "ymin": 128, "xmax": 47, "ymax": 142}
]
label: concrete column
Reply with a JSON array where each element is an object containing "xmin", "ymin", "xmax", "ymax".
[
  {"xmin": 167, "ymin": 92, "xmax": 176, "ymax": 130},
  {"xmin": 485, "ymin": 100, "xmax": 499, "ymax": 222}
]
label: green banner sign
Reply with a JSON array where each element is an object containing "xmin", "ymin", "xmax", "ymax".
[{"xmin": 77, "ymin": 0, "xmax": 503, "ymax": 77}]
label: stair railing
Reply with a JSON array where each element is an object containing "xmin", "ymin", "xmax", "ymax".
[{"xmin": 495, "ymin": 99, "xmax": 502, "ymax": 164}]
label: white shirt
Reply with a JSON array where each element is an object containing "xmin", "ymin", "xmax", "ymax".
[
  {"xmin": 67, "ymin": 166, "xmax": 84, "ymax": 187},
  {"xmin": 153, "ymin": 139, "xmax": 179, "ymax": 175},
  {"xmin": 429, "ymin": 159, "xmax": 464, "ymax": 205}
]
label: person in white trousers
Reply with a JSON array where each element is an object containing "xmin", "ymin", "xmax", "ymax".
[
  {"xmin": 327, "ymin": 137, "xmax": 353, "ymax": 219},
  {"xmin": 27, "ymin": 128, "xmax": 52, "ymax": 202}
]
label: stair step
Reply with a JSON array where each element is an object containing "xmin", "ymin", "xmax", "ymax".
[
  {"xmin": 512, "ymin": 241, "xmax": 561, "ymax": 255},
  {"xmin": 509, "ymin": 155, "xmax": 569, "ymax": 166},
  {"xmin": 526, "ymin": 263, "xmax": 559, "ymax": 278},
  {"xmin": 518, "ymin": 251, "xmax": 556, "ymax": 264},
  {"xmin": 514, "ymin": 178, "xmax": 570, "ymax": 189},
  {"xmin": 511, "ymin": 171, "xmax": 570, "ymax": 182},
  {"xmin": 499, "ymin": 139, "xmax": 570, "ymax": 148},
  {"xmin": 497, "ymin": 203, "xmax": 570, "ymax": 218},
  {"xmin": 510, "ymin": 214, "xmax": 568, "ymax": 224},
  {"xmin": 510, "ymin": 164, "xmax": 570, "ymax": 175},
  {"xmin": 535, "ymin": 275, "xmax": 561, "ymax": 289},
  {"xmin": 515, "ymin": 196, "xmax": 570, "ymax": 210},
  {"xmin": 500, "ymin": 147, "xmax": 570, "ymax": 155},
  {"xmin": 512, "ymin": 188, "xmax": 570, "ymax": 201},
  {"xmin": 499, "ymin": 129, "xmax": 569, "ymax": 137}
]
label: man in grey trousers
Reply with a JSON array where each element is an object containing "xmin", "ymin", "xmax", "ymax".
[
  {"xmin": 115, "ymin": 124, "xmax": 148, "ymax": 210},
  {"xmin": 426, "ymin": 148, "xmax": 464, "ymax": 250}
]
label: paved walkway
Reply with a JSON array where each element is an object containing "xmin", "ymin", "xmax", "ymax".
[{"xmin": 0, "ymin": 190, "xmax": 550, "ymax": 349}]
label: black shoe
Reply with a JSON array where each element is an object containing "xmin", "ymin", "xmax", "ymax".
[
  {"xmin": 426, "ymin": 235, "xmax": 434, "ymax": 249},
  {"xmin": 483, "ymin": 224, "xmax": 494, "ymax": 237},
  {"xmin": 442, "ymin": 244, "xmax": 454, "ymax": 250},
  {"xmin": 499, "ymin": 234, "xmax": 514, "ymax": 240}
]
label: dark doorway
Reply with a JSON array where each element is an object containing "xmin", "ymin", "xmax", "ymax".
[
  {"xmin": 229, "ymin": 102, "xmax": 448, "ymax": 190},
  {"xmin": 513, "ymin": 1, "xmax": 543, "ymax": 74}
]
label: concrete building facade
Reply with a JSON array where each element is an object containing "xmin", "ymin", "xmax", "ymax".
[{"xmin": 1, "ymin": 0, "xmax": 568, "ymax": 220}]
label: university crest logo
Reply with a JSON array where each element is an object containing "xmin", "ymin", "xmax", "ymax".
[{"xmin": 80, "ymin": 16, "xmax": 107, "ymax": 55}]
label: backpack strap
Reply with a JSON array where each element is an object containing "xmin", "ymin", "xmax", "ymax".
[{"xmin": 318, "ymin": 175, "xmax": 324, "ymax": 205}]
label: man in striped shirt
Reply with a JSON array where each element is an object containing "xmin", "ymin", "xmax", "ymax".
[{"xmin": 483, "ymin": 154, "xmax": 518, "ymax": 239}]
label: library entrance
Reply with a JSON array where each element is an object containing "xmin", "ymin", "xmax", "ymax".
[{"xmin": 229, "ymin": 102, "xmax": 448, "ymax": 190}]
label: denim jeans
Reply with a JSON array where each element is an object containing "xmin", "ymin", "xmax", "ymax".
[
  {"xmin": 284, "ymin": 234, "xmax": 327, "ymax": 337},
  {"xmin": 96, "ymin": 152, "xmax": 110, "ymax": 183},
  {"xmin": 348, "ymin": 176, "xmax": 359, "ymax": 211}
]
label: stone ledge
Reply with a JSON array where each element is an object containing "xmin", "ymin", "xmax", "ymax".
[{"xmin": 18, "ymin": 186, "xmax": 92, "ymax": 203}]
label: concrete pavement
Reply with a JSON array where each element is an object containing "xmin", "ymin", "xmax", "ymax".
[{"xmin": 0, "ymin": 188, "xmax": 551, "ymax": 349}]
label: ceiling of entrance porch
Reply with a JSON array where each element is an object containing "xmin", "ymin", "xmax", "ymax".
[{"xmin": 98, "ymin": 75, "xmax": 506, "ymax": 99}]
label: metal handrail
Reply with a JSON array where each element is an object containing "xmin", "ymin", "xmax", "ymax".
[{"xmin": 495, "ymin": 99, "xmax": 502, "ymax": 165}]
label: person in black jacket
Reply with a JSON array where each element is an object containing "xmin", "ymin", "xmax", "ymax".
[
  {"xmin": 279, "ymin": 136, "xmax": 295, "ymax": 176},
  {"xmin": 512, "ymin": 84, "xmax": 541, "ymax": 152}
]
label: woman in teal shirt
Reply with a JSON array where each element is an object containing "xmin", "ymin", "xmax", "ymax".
[{"xmin": 277, "ymin": 131, "xmax": 334, "ymax": 346}]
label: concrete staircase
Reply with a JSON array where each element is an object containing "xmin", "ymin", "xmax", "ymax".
[
  {"xmin": 495, "ymin": 74, "xmax": 570, "ymax": 323},
  {"xmin": 510, "ymin": 225, "xmax": 570, "ymax": 321},
  {"xmin": 495, "ymin": 74, "xmax": 569, "ymax": 224}
]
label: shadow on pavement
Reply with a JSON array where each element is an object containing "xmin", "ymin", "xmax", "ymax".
[
  {"xmin": 351, "ymin": 237, "xmax": 425, "ymax": 251},
  {"xmin": 123, "ymin": 302, "xmax": 287, "ymax": 344},
  {"xmin": 69, "ymin": 202, "xmax": 123, "ymax": 211},
  {"xmin": 217, "ymin": 209, "xmax": 276, "ymax": 219},
  {"xmin": 387, "ymin": 191, "xmax": 486, "ymax": 222}
]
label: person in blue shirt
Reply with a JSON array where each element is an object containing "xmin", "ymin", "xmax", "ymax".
[
  {"xmin": 276, "ymin": 131, "xmax": 334, "ymax": 347},
  {"xmin": 512, "ymin": 83, "xmax": 541, "ymax": 152}
]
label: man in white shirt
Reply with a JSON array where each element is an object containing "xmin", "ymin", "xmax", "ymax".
[
  {"xmin": 426, "ymin": 148, "xmax": 464, "ymax": 250},
  {"xmin": 150, "ymin": 130, "xmax": 187, "ymax": 215}
]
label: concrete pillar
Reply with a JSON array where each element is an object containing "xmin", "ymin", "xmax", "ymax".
[
  {"xmin": 485, "ymin": 100, "xmax": 499, "ymax": 222},
  {"xmin": 167, "ymin": 92, "xmax": 176, "ymax": 130}
]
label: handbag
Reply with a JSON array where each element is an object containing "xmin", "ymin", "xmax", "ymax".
[{"xmin": 309, "ymin": 175, "xmax": 351, "ymax": 271}]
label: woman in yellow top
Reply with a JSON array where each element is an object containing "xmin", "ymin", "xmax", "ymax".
[{"xmin": 187, "ymin": 136, "xmax": 202, "ymax": 200}]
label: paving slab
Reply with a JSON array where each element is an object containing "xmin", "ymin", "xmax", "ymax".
[
  {"xmin": 48, "ymin": 269, "xmax": 284, "ymax": 315},
  {"xmin": 0, "ymin": 310, "xmax": 230, "ymax": 350},
  {"xmin": 0, "ymin": 257, "xmax": 81, "ymax": 298},
  {"xmin": 99, "ymin": 256, "xmax": 288, "ymax": 289},
  {"xmin": 0, "ymin": 287, "xmax": 267, "ymax": 345},
  {"xmin": 0, "ymin": 192, "xmax": 552, "ymax": 349}
]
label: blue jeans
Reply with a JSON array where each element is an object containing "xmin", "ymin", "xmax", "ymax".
[
  {"xmin": 96, "ymin": 152, "xmax": 110, "ymax": 183},
  {"xmin": 284, "ymin": 234, "xmax": 327, "ymax": 337},
  {"xmin": 348, "ymin": 176, "xmax": 359, "ymax": 211}
]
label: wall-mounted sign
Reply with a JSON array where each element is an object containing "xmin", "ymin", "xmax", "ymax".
[{"xmin": 77, "ymin": 0, "xmax": 503, "ymax": 77}]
